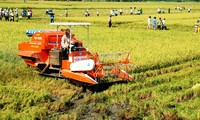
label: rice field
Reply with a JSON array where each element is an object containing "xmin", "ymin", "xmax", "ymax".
[{"xmin": 0, "ymin": 0, "xmax": 200, "ymax": 119}]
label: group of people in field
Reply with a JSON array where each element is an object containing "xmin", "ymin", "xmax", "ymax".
[
  {"xmin": 147, "ymin": 16, "xmax": 167, "ymax": 30},
  {"xmin": 1, "ymin": 5, "xmax": 198, "ymax": 33},
  {"xmin": 175, "ymin": 6, "xmax": 192, "ymax": 13},
  {"xmin": 175, "ymin": 6, "xmax": 185, "ymax": 11},
  {"xmin": 83, "ymin": 5, "xmax": 142, "ymax": 18},
  {"xmin": 0, "ymin": 7, "xmax": 32, "ymax": 22},
  {"xmin": 0, "ymin": 8, "xmax": 17, "ymax": 22},
  {"xmin": 108, "ymin": 6, "xmax": 142, "ymax": 16},
  {"xmin": 107, "ymin": 5, "xmax": 142, "ymax": 28},
  {"xmin": 157, "ymin": 7, "xmax": 172, "ymax": 14}
]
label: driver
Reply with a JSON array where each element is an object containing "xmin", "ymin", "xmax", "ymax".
[{"xmin": 61, "ymin": 29, "xmax": 71, "ymax": 59}]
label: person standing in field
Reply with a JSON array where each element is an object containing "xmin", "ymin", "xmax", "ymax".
[
  {"xmin": 188, "ymin": 7, "xmax": 191, "ymax": 13},
  {"xmin": 46, "ymin": 8, "xmax": 49, "ymax": 15},
  {"xmin": 130, "ymin": 8, "xmax": 133, "ymax": 15},
  {"xmin": 2, "ymin": 8, "xmax": 5, "ymax": 19},
  {"xmin": 29, "ymin": 8, "xmax": 32, "ymax": 17},
  {"xmin": 15, "ymin": 8, "xmax": 18, "ymax": 17},
  {"xmin": 111, "ymin": 10, "xmax": 115, "ymax": 16},
  {"xmin": 126, "ymin": 9, "xmax": 128, "ymax": 15},
  {"xmin": 157, "ymin": 18, "xmax": 162, "ymax": 30},
  {"xmin": 96, "ymin": 9, "xmax": 99, "ymax": 16},
  {"xmin": 162, "ymin": 18, "xmax": 167, "ymax": 30},
  {"xmin": 161, "ymin": 8, "xmax": 164, "ymax": 13},
  {"xmin": 168, "ymin": 8, "xmax": 170, "ymax": 13},
  {"xmin": 0, "ymin": 8, "xmax": 2, "ymax": 21},
  {"xmin": 147, "ymin": 16, "xmax": 151, "ymax": 29},
  {"xmin": 140, "ymin": 8, "xmax": 142, "ymax": 14},
  {"xmin": 119, "ymin": 8, "xmax": 123, "ymax": 15},
  {"xmin": 65, "ymin": 8, "xmax": 68, "ymax": 17},
  {"xmin": 49, "ymin": 12, "xmax": 54, "ymax": 23},
  {"xmin": 15, "ymin": 8, "xmax": 18, "ymax": 22},
  {"xmin": 27, "ymin": 10, "xmax": 31, "ymax": 20},
  {"xmin": 130, "ymin": 5, "xmax": 133, "ymax": 15},
  {"xmin": 108, "ymin": 15, "xmax": 112, "ymax": 28},
  {"xmin": 115, "ymin": 10, "xmax": 118, "ymax": 16},
  {"xmin": 152, "ymin": 17, "xmax": 157, "ymax": 30},
  {"xmin": 195, "ymin": 20, "xmax": 199, "ymax": 33},
  {"xmin": 85, "ymin": 8, "xmax": 90, "ymax": 17},
  {"xmin": 10, "ymin": 11, "xmax": 14, "ymax": 22},
  {"xmin": 157, "ymin": 8, "xmax": 161, "ymax": 14},
  {"xmin": 110, "ymin": 9, "xmax": 112, "ymax": 16},
  {"xmin": 5, "ymin": 11, "xmax": 9, "ymax": 21}
]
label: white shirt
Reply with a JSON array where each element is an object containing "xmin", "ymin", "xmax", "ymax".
[
  {"xmin": 27, "ymin": 11, "xmax": 31, "ymax": 16},
  {"xmin": 110, "ymin": 10, "xmax": 112, "ymax": 15},
  {"xmin": 10, "ymin": 12, "xmax": 14, "ymax": 17},
  {"xmin": 148, "ymin": 18, "xmax": 151, "ymax": 23},
  {"xmin": 130, "ymin": 9, "xmax": 133, "ymax": 13},
  {"xmin": 162, "ymin": 20, "xmax": 166, "ymax": 26},
  {"xmin": 157, "ymin": 8, "xmax": 161, "ymax": 12},
  {"xmin": 61, "ymin": 35, "xmax": 70, "ymax": 49}
]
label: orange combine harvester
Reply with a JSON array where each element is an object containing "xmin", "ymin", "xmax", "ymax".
[{"xmin": 17, "ymin": 22, "xmax": 133, "ymax": 86}]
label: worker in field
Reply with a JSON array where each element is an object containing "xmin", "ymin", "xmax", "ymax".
[
  {"xmin": 61, "ymin": 29, "xmax": 71, "ymax": 59},
  {"xmin": 27, "ymin": 10, "xmax": 31, "ymax": 20},
  {"xmin": 21, "ymin": 9, "xmax": 27, "ymax": 17},
  {"xmin": 115, "ymin": 10, "xmax": 118, "ymax": 16},
  {"xmin": 161, "ymin": 8, "xmax": 164, "ymax": 13},
  {"xmin": 147, "ymin": 16, "xmax": 151, "ymax": 29},
  {"xmin": 119, "ymin": 8, "xmax": 123, "ymax": 15},
  {"xmin": 157, "ymin": 8, "xmax": 161, "ymax": 13},
  {"xmin": 65, "ymin": 8, "xmax": 68, "ymax": 17},
  {"xmin": 152, "ymin": 16, "xmax": 157, "ymax": 30},
  {"xmin": 29, "ymin": 8, "xmax": 32, "ymax": 17},
  {"xmin": 188, "ymin": 7, "xmax": 191, "ymax": 13},
  {"xmin": 10, "ymin": 11, "xmax": 14, "ymax": 22},
  {"xmin": 85, "ymin": 8, "xmax": 90, "ymax": 17},
  {"xmin": 96, "ymin": 9, "xmax": 99, "ymax": 16},
  {"xmin": 108, "ymin": 15, "xmax": 112, "ymax": 28},
  {"xmin": 140, "ymin": 8, "xmax": 142, "ymax": 14},
  {"xmin": 0, "ymin": 8, "xmax": 2, "ymax": 21},
  {"xmin": 168, "ymin": 8, "xmax": 170, "ymax": 13},
  {"xmin": 157, "ymin": 18, "xmax": 162, "ymax": 30},
  {"xmin": 195, "ymin": 20, "xmax": 199, "ymax": 33},
  {"xmin": 15, "ymin": 8, "xmax": 18, "ymax": 17},
  {"xmin": 130, "ymin": 7, "xmax": 133, "ymax": 15},
  {"xmin": 130, "ymin": 5, "xmax": 133, "ymax": 15},
  {"xmin": 4, "ymin": 9, "xmax": 9, "ymax": 21},
  {"xmin": 46, "ymin": 8, "xmax": 49, "ymax": 14},
  {"xmin": 49, "ymin": 11, "xmax": 54, "ymax": 23},
  {"xmin": 162, "ymin": 18, "xmax": 167, "ymax": 30}
]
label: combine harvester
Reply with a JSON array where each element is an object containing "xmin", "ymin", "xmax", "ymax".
[{"xmin": 17, "ymin": 22, "xmax": 133, "ymax": 87}]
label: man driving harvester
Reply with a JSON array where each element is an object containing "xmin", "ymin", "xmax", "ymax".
[{"xmin": 61, "ymin": 29, "xmax": 72, "ymax": 59}]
